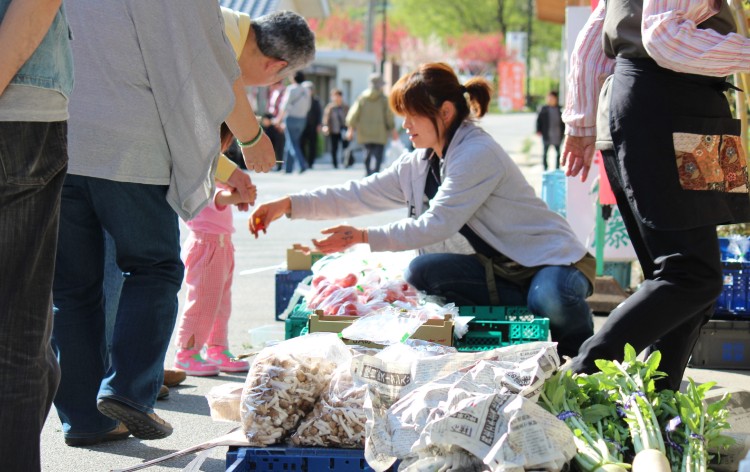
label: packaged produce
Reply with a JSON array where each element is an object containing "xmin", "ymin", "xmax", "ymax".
[
  {"xmin": 352, "ymin": 341, "xmax": 562, "ymax": 471},
  {"xmin": 205, "ymin": 382, "xmax": 243, "ymax": 423},
  {"xmin": 301, "ymin": 249, "xmax": 421, "ymax": 317},
  {"xmin": 239, "ymin": 333, "xmax": 350, "ymax": 446},
  {"xmin": 291, "ymin": 363, "xmax": 368, "ymax": 448}
]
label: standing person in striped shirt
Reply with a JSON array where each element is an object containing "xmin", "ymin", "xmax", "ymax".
[{"xmin": 562, "ymin": 0, "xmax": 750, "ymax": 391}]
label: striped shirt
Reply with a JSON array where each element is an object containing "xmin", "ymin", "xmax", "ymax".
[{"xmin": 564, "ymin": 0, "xmax": 750, "ymax": 137}]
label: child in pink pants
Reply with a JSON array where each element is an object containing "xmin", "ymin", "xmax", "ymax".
[{"xmin": 174, "ymin": 127, "xmax": 256, "ymax": 376}]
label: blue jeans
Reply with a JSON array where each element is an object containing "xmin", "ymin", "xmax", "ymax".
[
  {"xmin": 103, "ymin": 230, "xmax": 122, "ymax": 353},
  {"xmin": 0, "ymin": 121, "xmax": 67, "ymax": 471},
  {"xmin": 52, "ymin": 175, "xmax": 183, "ymax": 439},
  {"xmin": 404, "ymin": 253, "xmax": 594, "ymax": 357},
  {"xmin": 283, "ymin": 116, "xmax": 307, "ymax": 173}
]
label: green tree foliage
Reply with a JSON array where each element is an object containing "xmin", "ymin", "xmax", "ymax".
[{"xmin": 389, "ymin": 0, "xmax": 562, "ymax": 52}]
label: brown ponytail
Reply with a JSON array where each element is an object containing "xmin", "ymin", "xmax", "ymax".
[{"xmin": 464, "ymin": 77, "xmax": 491, "ymax": 118}]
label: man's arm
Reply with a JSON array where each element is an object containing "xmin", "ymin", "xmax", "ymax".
[
  {"xmin": 0, "ymin": 0, "xmax": 62, "ymax": 97},
  {"xmin": 224, "ymin": 76, "xmax": 276, "ymax": 173}
]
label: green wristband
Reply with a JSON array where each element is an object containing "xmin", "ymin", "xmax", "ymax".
[{"xmin": 236, "ymin": 126, "xmax": 264, "ymax": 148}]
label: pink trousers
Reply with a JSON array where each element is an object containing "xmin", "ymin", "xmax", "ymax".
[{"xmin": 175, "ymin": 231, "xmax": 234, "ymax": 349}]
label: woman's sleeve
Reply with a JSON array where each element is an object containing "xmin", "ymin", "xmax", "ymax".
[
  {"xmin": 290, "ymin": 160, "xmax": 408, "ymax": 219},
  {"xmin": 367, "ymin": 143, "xmax": 503, "ymax": 252},
  {"xmin": 562, "ymin": 1, "xmax": 615, "ymax": 137},
  {"xmin": 642, "ymin": 0, "xmax": 750, "ymax": 76}
]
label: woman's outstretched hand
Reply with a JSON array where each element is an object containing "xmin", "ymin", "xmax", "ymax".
[
  {"xmin": 249, "ymin": 196, "xmax": 291, "ymax": 238},
  {"xmin": 312, "ymin": 224, "xmax": 368, "ymax": 254}
]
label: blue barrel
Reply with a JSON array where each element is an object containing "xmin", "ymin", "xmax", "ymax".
[{"xmin": 541, "ymin": 169, "xmax": 567, "ymax": 217}]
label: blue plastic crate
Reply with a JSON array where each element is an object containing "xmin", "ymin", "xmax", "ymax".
[
  {"xmin": 715, "ymin": 261, "xmax": 750, "ymax": 318},
  {"xmin": 226, "ymin": 446, "xmax": 390, "ymax": 472},
  {"xmin": 719, "ymin": 236, "xmax": 750, "ymax": 261},
  {"xmin": 275, "ymin": 269, "xmax": 312, "ymax": 321}
]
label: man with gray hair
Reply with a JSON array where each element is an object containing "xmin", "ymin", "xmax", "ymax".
[{"xmin": 52, "ymin": 1, "xmax": 314, "ymax": 447}]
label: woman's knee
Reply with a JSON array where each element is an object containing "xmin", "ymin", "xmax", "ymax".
[
  {"xmin": 527, "ymin": 267, "xmax": 591, "ymax": 321},
  {"xmin": 404, "ymin": 256, "xmax": 433, "ymax": 290}
]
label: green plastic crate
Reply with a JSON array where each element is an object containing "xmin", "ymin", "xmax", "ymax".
[
  {"xmin": 458, "ymin": 305, "xmax": 533, "ymax": 320},
  {"xmin": 456, "ymin": 307, "xmax": 549, "ymax": 351},
  {"xmin": 284, "ymin": 304, "xmax": 312, "ymax": 340}
]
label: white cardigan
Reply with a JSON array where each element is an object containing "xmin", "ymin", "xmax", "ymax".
[{"xmin": 290, "ymin": 121, "xmax": 588, "ymax": 268}]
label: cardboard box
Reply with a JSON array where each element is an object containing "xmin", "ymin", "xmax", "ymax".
[
  {"xmin": 286, "ymin": 247, "xmax": 324, "ymax": 271},
  {"xmin": 308, "ymin": 312, "xmax": 454, "ymax": 348}
]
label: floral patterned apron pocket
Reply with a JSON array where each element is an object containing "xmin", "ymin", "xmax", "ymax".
[{"xmin": 673, "ymin": 117, "xmax": 748, "ymax": 193}]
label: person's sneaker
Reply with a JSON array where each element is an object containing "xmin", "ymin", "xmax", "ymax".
[
  {"xmin": 64, "ymin": 423, "xmax": 130, "ymax": 447},
  {"xmin": 173, "ymin": 349, "xmax": 220, "ymax": 376},
  {"xmin": 163, "ymin": 368, "xmax": 187, "ymax": 387},
  {"xmin": 204, "ymin": 346, "xmax": 250, "ymax": 373},
  {"xmin": 96, "ymin": 398, "xmax": 173, "ymax": 440}
]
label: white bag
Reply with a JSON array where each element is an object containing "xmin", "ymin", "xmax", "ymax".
[{"xmin": 384, "ymin": 139, "xmax": 406, "ymax": 167}]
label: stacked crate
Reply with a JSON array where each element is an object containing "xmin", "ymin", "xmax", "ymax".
[
  {"xmin": 227, "ymin": 446, "xmax": 397, "ymax": 471},
  {"xmin": 274, "ymin": 269, "xmax": 312, "ymax": 321},
  {"xmin": 455, "ymin": 306, "xmax": 549, "ymax": 351},
  {"xmin": 688, "ymin": 236, "xmax": 750, "ymax": 369}
]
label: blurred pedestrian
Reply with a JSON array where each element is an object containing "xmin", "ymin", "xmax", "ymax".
[
  {"xmin": 301, "ymin": 81, "xmax": 322, "ymax": 168},
  {"xmin": 346, "ymin": 73, "xmax": 398, "ymax": 176},
  {"xmin": 322, "ymin": 88, "xmax": 350, "ymax": 169},
  {"xmin": 267, "ymin": 80, "xmax": 285, "ymax": 118},
  {"xmin": 562, "ymin": 0, "xmax": 750, "ymax": 391},
  {"xmin": 276, "ymin": 71, "xmax": 311, "ymax": 174},
  {"xmin": 260, "ymin": 112, "xmax": 285, "ymax": 171},
  {"xmin": 0, "ymin": 1, "xmax": 73, "ymax": 468},
  {"xmin": 535, "ymin": 90, "xmax": 564, "ymax": 171}
]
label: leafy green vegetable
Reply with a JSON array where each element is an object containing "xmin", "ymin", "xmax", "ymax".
[
  {"xmin": 543, "ymin": 344, "xmax": 734, "ymax": 472},
  {"xmin": 592, "ymin": 344, "xmax": 666, "ymax": 455},
  {"xmin": 540, "ymin": 370, "xmax": 630, "ymax": 471}
]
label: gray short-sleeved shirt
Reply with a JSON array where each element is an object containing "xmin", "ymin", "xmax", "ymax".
[{"xmin": 66, "ymin": 0, "xmax": 239, "ymax": 219}]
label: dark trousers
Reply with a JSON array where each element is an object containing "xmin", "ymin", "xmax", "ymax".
[
  {"xmin": 328, "ymin": 132, "xmax": 348, "ymax": 169},
  {"xmin": 300, "ymin": 127, "xmax": 318, "ymax": 168},
  {"xmin": 0, "ymin": 121, "xmax": 67, "ymax": 471},
  {"xmin": 541, "ymin": 140, "xmax": 560, "ymax": 170},
  {"xmin": 570, "ymin": 149, "xmax": 722, "ymax": 391},
  {"xmin": 364, "ymin": 143, "xmax": 385, "ymax": 176}
]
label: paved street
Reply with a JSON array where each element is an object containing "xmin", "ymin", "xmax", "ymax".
[{"xmin": 40, "ymin": 112, "xmax": 750, "ymax": 471}]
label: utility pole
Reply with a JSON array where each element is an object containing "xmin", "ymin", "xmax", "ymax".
[
  {"xmin": 380, "ymin": 0, "xmax": 387, "ymax": 74},
  {"xmin": 365, "ymin": 0, "xmax": 375, "ymax": 53},
  {"xmin": 526, "ymin": 0, "xmax": 533, "ymax": 109}
]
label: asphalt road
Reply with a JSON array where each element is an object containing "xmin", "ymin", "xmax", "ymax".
[{"xmin": 39, "ymin": 112, "xmax": 750, "ymax": 472}]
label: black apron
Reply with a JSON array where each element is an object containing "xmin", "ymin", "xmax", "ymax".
[{"xmin": 605, "ymin": 57, "xmax": 750, "ymax": 231}]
